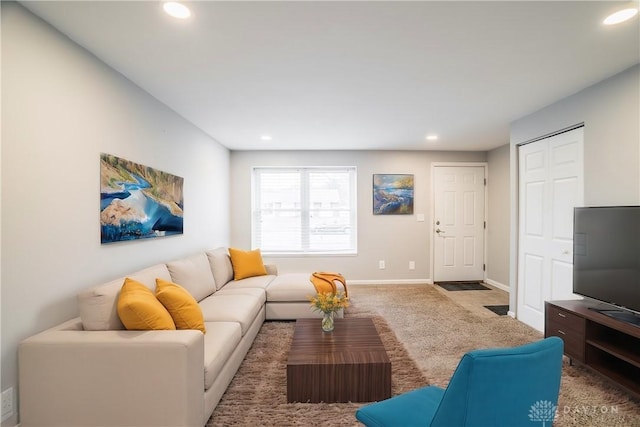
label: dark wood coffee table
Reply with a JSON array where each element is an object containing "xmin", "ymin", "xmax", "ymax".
[{"xmin": 286, "ymin": 317, "xmax": 391, "ymax": 403}]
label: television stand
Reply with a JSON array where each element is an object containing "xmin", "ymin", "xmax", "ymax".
[
  {"xmin": 545, "ymin": 300, "xmax": 640, "ymax": 400},
  {"xmin": 588, "ymin": 308, "xmax": 640, "ymax": 327}
]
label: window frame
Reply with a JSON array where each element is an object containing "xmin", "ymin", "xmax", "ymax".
[{"xmin": 251, "ymin": 166, "xmax": 358, "ymax": 256}]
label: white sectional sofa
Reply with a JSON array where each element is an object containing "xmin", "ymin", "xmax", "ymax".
[{"xmin": 18, "ymin": 248, "xmax": 344, "ymax": 427}]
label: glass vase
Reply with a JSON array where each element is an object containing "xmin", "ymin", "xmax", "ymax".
[{"xmin": 321, "ymin": 311, "xmax": 335, "ymax": 332}]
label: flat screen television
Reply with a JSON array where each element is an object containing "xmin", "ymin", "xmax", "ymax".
[{"xmin": 573, "ymin": 206, "xmax": 640, "ymax": 325}]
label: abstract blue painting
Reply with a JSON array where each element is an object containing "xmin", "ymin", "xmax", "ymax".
[
  {"xmin": 100, "ymin": 153, "xmax": 184, "ymax": 244},
  {"xmin": 373, "ymin": 174, "xmax": 414, "ymax": 215}
]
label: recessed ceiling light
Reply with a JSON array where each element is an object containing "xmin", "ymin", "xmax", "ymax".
[
  {"xmin": 426, "ymin": 135, "xmax": 438, "ymax": 141},
  {"xmin": 603, "ymin": 7, "xmax": 638, "ymax": 25},
  {"xmin": 163, "ymin": 2, "xmax": 191, "ymax": 19},
  {"xmin": 260, "ymin": 135, "xmax": 273, "ymax": 141}
]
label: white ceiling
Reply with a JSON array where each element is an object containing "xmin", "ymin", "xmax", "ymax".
[{"xmin": 21, "ymin": 1, "xmax": 640, "ymax": 151}]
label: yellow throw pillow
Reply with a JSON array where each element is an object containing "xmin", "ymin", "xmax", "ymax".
[
  {"xmin": 156, "ymin": 278, "xmax": 206, "ymax": 333},
  {"xmin": 228, "ymin": 248, "xmax": 268, "ymax": 280},
  {"xmin": 117, "ymin": 278, "xmax": 176, "ymax": 330}
]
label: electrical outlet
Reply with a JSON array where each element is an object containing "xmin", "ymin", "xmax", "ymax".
[
  {"xmin": 379, "ymin": 260, "xmax": 385, "ymax": 269},
  {"xmin": 409, "ymin": 261, "xmax": 415, "ymax": 270},
  {"xmin": 1, "ymin": 387, "xmax": 13, "ymax": 421}
]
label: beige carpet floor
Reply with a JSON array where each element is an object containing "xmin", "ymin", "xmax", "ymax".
[{"xmin": 208, "ymin": 284, "xmax": 640, "ymax": 426}]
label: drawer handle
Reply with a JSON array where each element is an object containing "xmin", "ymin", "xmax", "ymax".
[
  {"xmin": 557, "ymin": 312, "xmax": 566, "ymax": 318},
  {"xmin": 557, "ymin": 330, "xmax": 566, "ymax": 335}
]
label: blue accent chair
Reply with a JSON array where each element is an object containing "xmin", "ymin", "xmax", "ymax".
[{"xmin": 356, "ymin": 337, "xmax": 563, "ymax": 427}]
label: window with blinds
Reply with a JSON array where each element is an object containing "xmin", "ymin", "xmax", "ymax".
[{"xmin": 252, "ymin": 167, "xmax": 357, "ymax": 255}]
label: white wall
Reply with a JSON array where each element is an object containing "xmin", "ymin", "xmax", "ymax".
[
  {"xmin": 508, "ymin": 64, "xmax": 640, "ymax": 312},
  {"xmin": 511, "ymin": 64, "xmax": 640, "ymax": 205},
  {"xmin": 230, "ymin": 150, "xmax": 487, "ymax": 282},
  {"xmin": 486, "ymin": 144, "xmax": 510, "ymax": 289},
  {"xmin": 1, "ymin": 4, "xmax": 230, "ymax": 425}
]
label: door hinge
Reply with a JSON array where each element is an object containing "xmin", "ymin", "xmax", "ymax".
[
  {"xmin": 484, "ymin": 221, "xmax": 486, "ymax": 229},
  {"xmin": 483, "ymin": 264, "xmax": 486, "ymax": 271},
  {"xmin": 484, "ymin": 178, "xmax": 487, "ymax": 186}
]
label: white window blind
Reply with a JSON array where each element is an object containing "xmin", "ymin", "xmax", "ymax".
[{"xmin": 252, "ymin": 167, "xmax": 357, "ymax": 255}]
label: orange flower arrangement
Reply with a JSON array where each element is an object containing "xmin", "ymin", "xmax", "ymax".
[{"xmin": 308, "ymin": 291, "xmax": 350, "ymax": 314}]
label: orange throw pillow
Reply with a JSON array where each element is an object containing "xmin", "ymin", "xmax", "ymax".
[
  {"xmin": 117, "ymin": 278, "xmax": 176, "ymax": 330},
  {"xmin": 228, "ymin": 248, "xmax": 268, "ymax": 280},
  {"xmin": 155, "ymin": 278, "xmax": 206, "ymax": 333}
]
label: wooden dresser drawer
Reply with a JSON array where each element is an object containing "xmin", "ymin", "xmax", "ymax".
[
  {"xmin": 546, "ymin": 318, "xmax": 585, "ymax": 361},
  {"xmin": 545, "ymin": 303, "xmax": 586, "ymax": 362},
  {"xmin": 546, "ymin": 305, "xmax": 585, "ymax": 334}
]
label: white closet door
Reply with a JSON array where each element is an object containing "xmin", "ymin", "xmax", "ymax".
[{"xmin": 517, "ymin": 127, "xmax": 584, "ymax": 332}]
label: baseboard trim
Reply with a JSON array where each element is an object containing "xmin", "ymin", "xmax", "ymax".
[
  {"xmin": 348, "ymin": 279, "xmax": 432, "ymax": 285},
  {"xmin": 484, "ymin": 278, "xmax": 510, "ymax": 293}
]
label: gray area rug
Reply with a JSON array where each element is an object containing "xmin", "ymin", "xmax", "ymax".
[
  {"xmin": 209, "ymin": 285, "xmax": 640, "ymax": 426},
  {"xmin": 484, "ymin": 304, "xmax": 510, "ymax": 316},
  {"xmin": 436, "ymin": 281, "xmax": 490, "ymax": 291},
  {"xmin": 208, "ymin": 315, "xmax": 426, "ymax": 426}
]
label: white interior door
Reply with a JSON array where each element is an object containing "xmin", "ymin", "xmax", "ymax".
[
  {"xmin": 433, "ymin": 166, "xmax": 486, "ymax": 282},
  {"xmin": 517, "ymin": 127, "xmax": 584, "ymax": 332}
]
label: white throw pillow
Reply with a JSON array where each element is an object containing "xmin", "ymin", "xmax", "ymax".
[
  {"xmin": 206, "ymin": 248, "xmax": 234, "ymax": 290},
  {"xmin": 167, "ymin": 253, "xmax": 216, "ymax": 301}
]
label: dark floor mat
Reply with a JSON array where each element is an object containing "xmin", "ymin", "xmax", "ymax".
[
  {"xmin": 436, "ymin": 281, "xmax": 490, "ymax": 291},
  {"xmin": 484, "ymin": 305, "xmax": 509, "ymax": 316}
]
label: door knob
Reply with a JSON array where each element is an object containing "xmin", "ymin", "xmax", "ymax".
[{"xmin": 436, "ymin": 228, "xmax": 445, "ymax": 234}]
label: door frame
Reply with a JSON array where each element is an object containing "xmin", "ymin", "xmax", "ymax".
[{"xmin": 430, "ymin": 162, "xmax": 488, "ymax": 284}]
